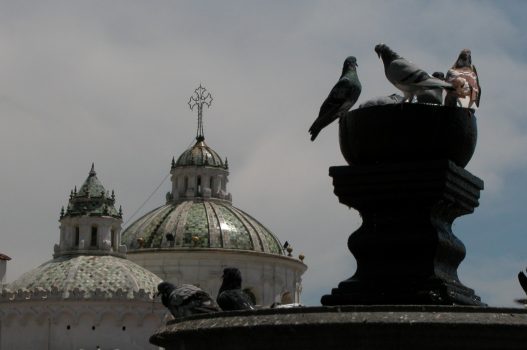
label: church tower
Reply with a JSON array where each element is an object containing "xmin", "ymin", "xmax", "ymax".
[{"xmin": 55, "ymin": 163, "xmax": 126, "ymax": 257}]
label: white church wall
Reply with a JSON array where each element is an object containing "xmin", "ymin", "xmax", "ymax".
[
  {"xmin": 127, "ymin": 249, "xmax": 306, "ymax": 306},
  {"xmin": 0, "ymin": 299, "xmax": 165, "ymax": 350}
]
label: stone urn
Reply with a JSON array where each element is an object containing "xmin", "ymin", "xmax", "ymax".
[{"xmin": 339, "ymin": 103, "xmax": 477, "ymax": 168}]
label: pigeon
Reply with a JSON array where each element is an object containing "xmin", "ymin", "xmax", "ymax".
[
  {"xmin": 416, "ymin": 72, "xmax": 445, "ymax": 105},
  {"xmin": 358, "ymin": 93, "xmax": 404, "ymax": 108},
  {"xmin": 157, "ymin": 281, "xmax": 221, "ymax": 318},
  {"xmin": 445, "ymin": 49, "xmax": 481, "ymax": 109},
  {"xmin": 519, "ymin": 270, "xmax": 527, "ymax": 295},
  {"xmin": 309, "ymin": 56, "xmax": 361, "ymax": 141},
  {"xmin": 217, "ymin": 267, "xmax": 255, "ymax": 311},
  {"xmin": 374, "ymin": 43, "xmax": 454, "ymax": 102}
]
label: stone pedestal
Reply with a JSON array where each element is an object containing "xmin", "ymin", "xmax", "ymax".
[
  {"xmin": 321, "ymin": 160, "xmax": 483, "ymax": 306},
  {"xmin": 150, "ymin": 306, "xmax": 527, "ymax": 350}
]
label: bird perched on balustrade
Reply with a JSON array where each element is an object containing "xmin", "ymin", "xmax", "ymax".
[
  {"xmin": 216, "ymin": 267, "xmax": 255, "ymax": 311},
  {"xmin": 374, "ymin": 43, "xmax": 454, "ymax": 103},
  {"xmin": 309, "ymin": 56, "xmax": 361, "ymax": 141},
  {"xmin": 358, "ymin": 93, "xmax": 404, "ymax": 108},
  {"xmin": 445, "ymin": 49, "xmax": 481, "ymax": 109},
  {"xmin": 157, "ymin": 282, "xmax": 221, "ymax": 318}
]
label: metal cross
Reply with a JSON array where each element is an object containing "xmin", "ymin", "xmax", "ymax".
[{"xmin": 188, "ymin": 84, "xmax": 213, "ymax": 140}]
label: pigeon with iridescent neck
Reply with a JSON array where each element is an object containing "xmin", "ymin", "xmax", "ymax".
[{"xmin": 309, "ymin": 56, "xmax": 361, "ymax": 141}]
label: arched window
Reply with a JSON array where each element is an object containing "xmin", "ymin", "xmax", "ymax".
[
  {"xmin": 210, "ymin": 177, "xmax": 214, "ymax": 191},
  {"xmin": 111, "ymin": 229, "xmax": 116, "ymax": 250},
  {"xmin": 91, "ymin": 226, "xmax": 98, "ymax": 247},
  {"xmin": 74, "ymin": 226, "xmax": 80, "ymax": 247},
  {"xmin": 184, "ymin": 177, "xmax": 189, "ymax": 191},
  {"xmin": 197, "ymin": 176, "xmax": 202, "ymax": 196}
]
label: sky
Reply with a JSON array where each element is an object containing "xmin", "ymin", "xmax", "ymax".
[{"xmin": 1, "ymin": 0, "xmax": 526, "ymax": 307}]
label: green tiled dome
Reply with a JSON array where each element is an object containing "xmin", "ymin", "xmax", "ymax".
[
  {"xmin": 175, "ymin": 139, "xmax": 226, "ymax": 168},
  {"xmin": 122, "ymin": 201, "xmax": 284, "ymax": 255},
  {"xmin": 8, "ymin": 255, "xmax": 161, "ymax": 299}
]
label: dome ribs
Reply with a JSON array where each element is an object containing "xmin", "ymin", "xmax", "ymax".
[
  {"xmin": 228, "ymin": 206, "xmax": 263, "ymax": 252},
  {"xmin": 145, "ymin": 206, "xmax": 175, "ymax": 248},
  {"xmin": 217, "ymin": 206, "xmax": 252, "ymax": 250},
  {"xmin": 158, "ymin": 202, "xmax": 186, "ymax": 247},
  {"xmin": 175, "ymin": 201, "xmax": 194, "ymax": 246},
  {"xmin": 204, "ymin": 201, "xmax": 222, "ymax": 248},
  {"xmin": 209, "ymin": 202, "xmax": 230, "ymax": 249}
]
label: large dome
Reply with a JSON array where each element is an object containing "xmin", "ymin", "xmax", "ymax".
[
  {"xmin": 8, "ymin": 255, "xmax": 161, "ymax": 299},
  {"xmin": 122, "ymin": 200, "xmax": 284, "ymax": 255}
]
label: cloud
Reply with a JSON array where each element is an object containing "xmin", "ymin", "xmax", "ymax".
[{"xmin": 0, "ymin": 1, "xmax": 526, "ymax": 308}]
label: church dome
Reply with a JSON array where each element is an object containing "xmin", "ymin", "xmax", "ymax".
[
  {"xmin": 8, "ymin": 255, "xmax": 161, "ymax": 299},
  {"xmin": 174, "ymin": 138, "xmax": 227, "ymax": 168},
  {"xmin": 6, "ymin": 164, "xmax": 162, "ymax": 300},
  {"xmin": 122, "ymin": 200, "xmax": 284, "ymax": 255}
]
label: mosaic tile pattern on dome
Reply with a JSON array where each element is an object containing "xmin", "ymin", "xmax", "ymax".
[
  {"xmin": 8, "ymin": 255, "xmax": 161, "ymax": 299},
  {"xmin": 183, "ymin": 203, "xmax": 209, "ymax": 247},
  {"xmin": 218, "ymin": 206, "xmax": 253, "ymax": 250},
  {"xmin": 122, "ymin": 200, "xmax": 284, "ymax": 255}
]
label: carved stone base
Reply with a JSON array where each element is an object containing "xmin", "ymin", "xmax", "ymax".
[{"xmin": 321, "ymin": 160, "xmax": 484, "ymax": 306}]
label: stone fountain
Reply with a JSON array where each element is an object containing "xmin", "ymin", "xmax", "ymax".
[{"xmin": 150, "ymin": 104, "xmax": 527, "ymax": 350}]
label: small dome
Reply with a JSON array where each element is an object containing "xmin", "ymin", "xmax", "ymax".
[
  {"xmin": 122, "ymin": 200, "xmax": 284, "ymax": 255},
  {"xmin": 175, "ymin": 138, "xmax": 226, "ymax": 168},
  {"xmin": 8, "ymin": 255, "xmax": 161, "ymax": 299}
]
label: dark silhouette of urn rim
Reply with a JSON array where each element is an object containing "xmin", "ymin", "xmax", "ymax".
[{"xmin": 339, "ymin": 103, "xmax": 477, "ymax": 168}]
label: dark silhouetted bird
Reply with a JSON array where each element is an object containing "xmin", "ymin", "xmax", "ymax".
[
  {"xmin": 374, "ymin": 43, "xmax": 453, "ymax": 103},
  {"xmin": 416, "ymin": 72, "xmax": 445, "ymax": 105},
  {"xmin": 309, "ymin": 56, "xmax": 361, "ymax": 141},
  {"xmin": 217, "ymin": 267, "xmax": 255, "ymax": 311},
  {"xmin": 518, "ymin": 270, "xmax": 527, "ymax": 295},
  {"xmin": 445, "ymin": 49, "xmax": 481, "ymax": 109},
  {"xmin": 157, "ymin": 281, "xmax": 221, "ymax": 318},
  {"xmin": 359, "ymin": 93, "xmax": 404, "ymax": 108}
]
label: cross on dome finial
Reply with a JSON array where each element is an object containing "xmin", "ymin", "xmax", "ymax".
[{"xmin": 188, "ymin": 84, "xmax": 213, "ymax": 141}]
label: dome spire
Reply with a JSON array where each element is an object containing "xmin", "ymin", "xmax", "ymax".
[{"xmin": 188, "ymin": 84, "xmax": 213, "ymax": 141}]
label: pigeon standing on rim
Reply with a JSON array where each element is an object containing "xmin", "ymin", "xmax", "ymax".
[
  {"xmin": 416, "ymin": 72, "xmax": 446, "ymax": 105},
  {"xmin": 358, "ymin": 93, "xmax": 404, "ymax": 108},
  {"xmin": 157, "ymin": 281, "xmax": 221, "ymax": 318},
  {"xmin": 309, "ymin": 56, "xmax": 361, "ymax": 141},
  {"xmin": 518, "ymin": 270, "xmax": 527, "ymax": 295},
  {"xmin": 374, "ymin": 43, "xmax": 454, "ymax": 103},
  {"xmin": 217, "ymin": 267, "xmax": 255, "ymax": 311},
  {"xmin": 445, "ymin": 49, "xmax": 481, "ymax": 109}
]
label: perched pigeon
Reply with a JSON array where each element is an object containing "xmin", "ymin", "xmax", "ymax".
[
  {"xmin": 358, "ymin": 93, "xmax": 404, "ymax": 108},
  {"xmin": 519, "ymin": 270, "xmax": 527, "ymax": 295},
  {"xmin": 309, "ymin": 56, "xmax": 361, "ymax": 141},
  {"xmin": 416, "ymin": 72, "xmax": 445, "ymax": 105},
  {"xmin": 374, "ymin": 43, "xmax": 454, "ymax": 102},
  {"xmin": 157, "ymin": 281, "xmax": 221, "ymax": 318},
  {"xmin": 445, "ymin": 49, "xmax": 481, "ymax": 109},
  {"xmin": 217, "ymin": 267, "xmax": 255, "ymax": 311}
]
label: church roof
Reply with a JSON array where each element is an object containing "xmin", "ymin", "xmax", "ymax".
[
  {"xmin": 122, "ymin": 200, "xmax": 284, "ymax": 255},
  {"xmin": 174, "ymin": 138, "xmax": 227, "ymax": 168},
  {"xmin": 63, "ymin": 163, "xmax": 121, "ymax": 219},
  {"xmin": 7, "ymin": 255, "xmax": 161, "ymax": 299}
]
